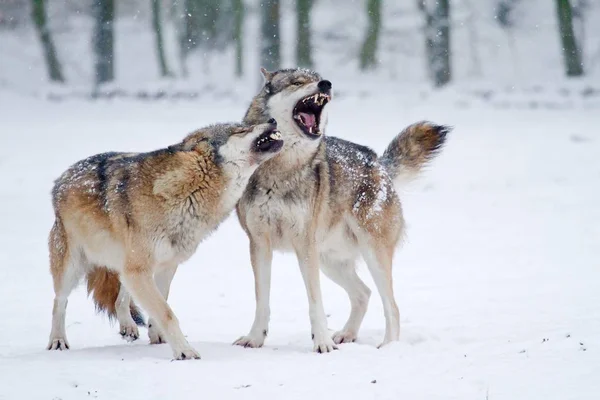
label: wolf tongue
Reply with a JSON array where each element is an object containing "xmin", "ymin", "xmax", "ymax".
[{"xmin": 299, "ymin": 112, "xmax": 316, "ymax": 129}]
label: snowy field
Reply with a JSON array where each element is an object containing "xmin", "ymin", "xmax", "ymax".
[{"xmin": 0, "ymin": 89, "xmax": 599, "ymax": 400}]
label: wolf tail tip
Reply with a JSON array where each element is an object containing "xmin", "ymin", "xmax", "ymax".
[{"xmin": 381, "ymin": 121, "xmax": 451, "ymax": 186}]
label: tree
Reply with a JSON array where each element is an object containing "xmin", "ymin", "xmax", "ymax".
[
  {"xmin": 151, "ymin": 0, "xmax": 172, "ymax": 77},
  {"xmin": 180, "ymin": 0, "xmax": 200, "ymax": 65},
  {"xmin": 556, "ymin": 0, "xmax": 584, "ymax": 76},
  {"xmin": 233, "ymin": 0, "xmax": 244, "ymax": 76},
  {"xmin": 31, "ymin": 0, "xmax": 65, "ymax": 82},
  {"xmin": 197, "ymin": 0, "xmax": 221, "ymax": 49},
  {"xmin": 359, "ymin": 0, "xmax": 381, "ymax": 70},
  {"xmin": 296, "ymin": 0, "xmax": 313, "ymax": 68},
  {"xmin": 92, "ymin": 0, "xmax": 115, "ymax": 84},
  {"xmin": 418, "ymin": 0, "xmax": 451, "ymax": 87},
  {"xmin": 261, "ymin": 0, "xmax": 280, "ymax": 71},
  {"xmin": 463, "ymin": 0, "xmax": 482, "ymax": 77},
  {"xmin": 494, "ymin": 0, "xmax": 521, "ymax": 78}
]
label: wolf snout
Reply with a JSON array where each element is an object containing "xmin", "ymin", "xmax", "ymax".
[
  {"xmin": 318, "ymin": 80, "xmax": 332, "ymax": 93},
  {"xmin": 268, "ymin": 118, "xmax": 277, "ymax": 125}
]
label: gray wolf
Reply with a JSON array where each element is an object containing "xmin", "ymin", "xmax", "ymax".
[
  {"xmin": 47, "ymin": 120, "xmax": 284, "ymax": 360},
  {"xmin": 233, "ymin": 67, "xmax": 449, "ymax": 352}
]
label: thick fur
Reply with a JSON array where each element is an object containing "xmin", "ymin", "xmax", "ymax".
[
  {"xmin": 86, "ymin": 267, "xmax": 145, "ymax": 327},
  {"xmin": 380, "ymin": 121, "xmax": 450, "ymax": 186},
  {"xmin": 46, "ymin": 121, "xmax": 283, "ymax": 359},
  {"xmin": 234, "ymin": 68, "xmax": 449, "ymax": 352}
]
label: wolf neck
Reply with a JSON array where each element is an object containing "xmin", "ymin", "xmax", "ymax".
[
  {"xmin": 263, "ymin": 131, "xmax": 321, "ymax": 175},
  {"xmin": 221, "ymin": 161, "xmax": 259, "ymax": 211}
]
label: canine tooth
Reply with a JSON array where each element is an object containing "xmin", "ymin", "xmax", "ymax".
[{"xmin": 269, "ymin": 132, "xmax": 279, "ymax": 140}]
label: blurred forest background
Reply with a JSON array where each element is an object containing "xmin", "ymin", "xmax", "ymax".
[{"xmin": 0, "ymin": 0, "xmax": 599, "ymax": 100}]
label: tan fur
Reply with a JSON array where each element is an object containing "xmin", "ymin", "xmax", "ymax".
[
  {"xmin": 86, "ymin": 267, "xmax": 144, "ymax": 328},
  {"xmin": 381, "ymin": 121, "xmax": 450, "ymax": 184},
  {"xmin": 86, "ymin": 267, "xmax": 120, "ymax": 317},
  {"xmin": 46, "ymin": 121, "xmax": 283, "ymax": 359}
]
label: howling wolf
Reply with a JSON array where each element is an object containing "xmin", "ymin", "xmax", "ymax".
[{"xmin": 233, "ymin": 68, "xmax": 450, "ymax": 352}]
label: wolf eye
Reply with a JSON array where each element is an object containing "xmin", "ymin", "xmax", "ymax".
[{"xmin": 293, "ymin": 81, "xmax": 303, "ymax": 86}]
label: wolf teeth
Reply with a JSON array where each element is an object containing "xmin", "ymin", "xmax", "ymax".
[
  {"xmin": 269, "ymin": 132, "xmax": 281, "ymax": 140},
  {"xmin": 301, "ymin": 93, "xmax": 328, "ymax": 106}
]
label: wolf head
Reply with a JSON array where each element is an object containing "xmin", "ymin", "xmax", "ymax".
[
  {"xmin": 181, "ymin": 120, "xmax": 283, "ymax": 168},
  {"xmin": 243, "ymin": 68, "xmax": 333, "ymax": 146}
]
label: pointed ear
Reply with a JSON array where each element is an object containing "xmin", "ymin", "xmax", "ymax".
[{"xmin": 260, "ymin": 67, "xmax": 274, "ymax": 81}]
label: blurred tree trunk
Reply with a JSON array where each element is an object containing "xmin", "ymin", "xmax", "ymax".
[
  {"xmin": 31, "ymin": 0, "xmax": 64, "ymax": 82},
  {"xmin": 296, "ymin": 0, "xmax": 313, "ymax": 68},
  {"xmin": 180, "ymin": 0, "xmax": 200, "ymax": 60},
  {"xmin": 359, "ymin": 0, "xmax": 381, "ymax": 70},
  {"xmin": 556, "ymin": 0, "xmax": 584, "ymax": 76},
  {"xmin": 198, "ymin": 0, "xmax": 220, "ymax": 49},
  {"xmin": 261, "ymin": 0, "xmax": 280, "ymax": 71},
  {"xmin": 233, "ymin": 0, "xmax": 244, "ymax": 76},
  {"xmin": 93, "ymin": 0, "xmax": 115, "ymax": 84},
  {"xmin": 419, "ymin": 0, "xmax": 451, "ymax": 87},
  {"xmin": 463, "ymin": 0, "xmax": 482, "ymax": 77},
  {"xmin": 151, "ymin": 0, "xmax": 172, "ymax": 77}
]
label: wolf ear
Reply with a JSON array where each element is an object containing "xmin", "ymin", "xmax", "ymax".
[{"xmin": 260, "ymin": 67, "xmax": 274, "ymax": 82}]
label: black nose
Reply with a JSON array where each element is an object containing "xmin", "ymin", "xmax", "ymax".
[
  {"xmin": 268, "ymin": 118, "xmax": 277, "ymax": 125},
  {"xmin": 318, "ymin": 80, "xmax": 332, "ymax": 92}
]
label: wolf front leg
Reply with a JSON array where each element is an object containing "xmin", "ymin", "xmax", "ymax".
[
  {"xmin": 121, "ymin": 258, "xmax": 199, "ymax": 360},
  {"xmin": 233, "ymin": 235, "xmax": 272, "ymax": 348},
  {"xmin": 295, "ymin": 237, "xmax": 337, "ymax": 353}
]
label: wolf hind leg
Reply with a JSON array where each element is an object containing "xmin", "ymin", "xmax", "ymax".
[
  {"xmin": 320, "ymin": 258, "xmax": 371, "ymax": 344},
  {"xmin": 47, "ymin": 219, "xmax": 85, "ymax": 351},
  {"xmin": 148, "ymin": 264, "xmax": 178, "ymax": 344},
  {"xmin": 115, "ymin": 285, "xmax": 139, "ymax": 342},
  {"xmin": 358, "ymin": 240, "xmax": 400, "ymax": 347}
]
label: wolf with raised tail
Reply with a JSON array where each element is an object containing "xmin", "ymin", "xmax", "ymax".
[
  {"xmin": 47, "ymin": 120, "xmax": 284, "ymax": 360},
  {"xmin": 233, "ymin": 67, "xmax": 450, "ymax": 353}
]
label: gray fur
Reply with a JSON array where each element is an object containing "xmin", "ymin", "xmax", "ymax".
[{"xmin": 234, "ymin": 68, "xmax": 449, "ymax": 352}]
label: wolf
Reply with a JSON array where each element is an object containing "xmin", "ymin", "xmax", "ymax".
[
  {"xmin": 233, "ymin": 68, "xmax": 449, "ymax": 353},
  {"xmin": 47, "ymin": 120, "xmax": 284, "ymax": 360}
]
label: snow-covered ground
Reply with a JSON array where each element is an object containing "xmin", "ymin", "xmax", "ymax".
[{"xmin": 0, "ymin": 88, "xmax": 599, "ymax": 399}]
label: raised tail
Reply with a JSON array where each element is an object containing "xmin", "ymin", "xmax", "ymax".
[
  {"xmin": 380, "ymin": 121, "xmax": 450, "ymax": 187},
  {"xmin": 86, "ymin": 267, "xmax": 146, "ymax": 326}
]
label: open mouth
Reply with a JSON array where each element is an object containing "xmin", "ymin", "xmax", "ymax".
[
  {"xmin": 253, "ymin": 127, "xmax": 283, "ymax": 153},
  {"xmin": 292, "ymin": 93, "xmax": 330, "ymax": 138}
]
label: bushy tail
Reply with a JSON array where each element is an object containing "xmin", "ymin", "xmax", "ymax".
[
  {"xmin": 86, "ymin": 267, "xmax": 146, "ymax": 326},
  {"xmin": 380, "ymin": 121, "xmax": 450, "ymax": 187}
]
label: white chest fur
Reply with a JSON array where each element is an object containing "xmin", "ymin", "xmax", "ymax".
[{"xmin": 245, "ymin": 171, "xmax": 314, "ymax": 251}]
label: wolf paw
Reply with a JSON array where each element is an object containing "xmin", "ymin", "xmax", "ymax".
[
  {"xmin": 47, "ymin": 338, "xmax": 70, "ymax": 351},
  {"xmin": 173, "ymin": 347, "xmax": 201, "ymax": 361},
  {"xmin": 233, "ymin": 335, "xmax": 265, "ymax": 348},
  {"xmin": 313, "ymin": 336, "xmax": 338, "ymax": 353},
  {"xmin": 332, "ymin": 330, "xmax": 357, "ymax": 344},
  {"xmin": 119, "ymin": 324, "xmax": 139, "ymax": 342},
  {"xmin": 148, "ymin": 323, "xmax": 166, "ymax": 344},
  {"xmin": 377, "ymin": 339, "xmax": 398, "ymax": 349},
  {"xmin": 149, "ymin": 331, "xmax": 166, "ymax": 345}
]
